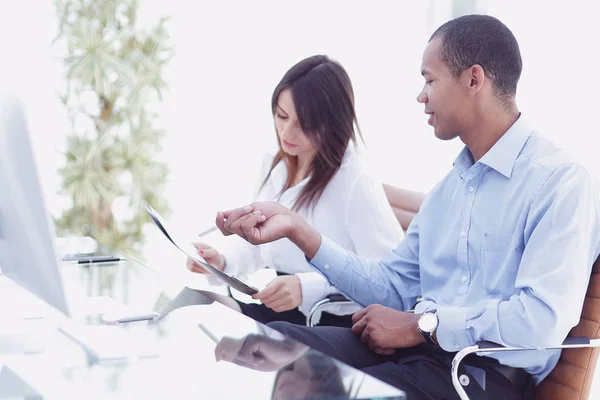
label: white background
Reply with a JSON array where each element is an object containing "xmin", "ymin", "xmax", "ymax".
[
  {"xmin": 1, "ymin": 0, "xmax": 600, "ymax": 396},
  {"xmin": 1, "ymin": 0, "xmax": 599, "ymax": 286}
]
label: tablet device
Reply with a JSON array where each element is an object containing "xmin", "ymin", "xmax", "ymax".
[{"xmin": 144, "ymin": 203, "xmax": 259, "ymax": 296}]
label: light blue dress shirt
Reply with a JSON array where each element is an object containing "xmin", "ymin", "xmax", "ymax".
[{"xmin": 309, "ymin": 116, "xmax": 600, "ymax": 382}]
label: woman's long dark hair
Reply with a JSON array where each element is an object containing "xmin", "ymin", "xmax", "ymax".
[{"xmin": 262, "ymin": 55, "xmax": 363, "ymax": 211}]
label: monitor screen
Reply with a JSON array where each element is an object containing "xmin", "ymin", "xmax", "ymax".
[{"xmin": 0, "ymin": 93, "xmax": 70, "ymax": 316}]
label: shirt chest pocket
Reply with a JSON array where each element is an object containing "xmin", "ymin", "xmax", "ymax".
[{"xmin": 482, "ymin": 231, "xmax": 520, "ymax": 295}]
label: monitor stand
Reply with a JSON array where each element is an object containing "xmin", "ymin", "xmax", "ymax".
[{"xmin": 0, "ymin": 365, "xmax": 43, "ymax": 399}]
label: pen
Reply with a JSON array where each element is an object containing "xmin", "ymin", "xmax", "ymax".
[
  {"xmin": 198, "ymin": 225, "xmax": 218, "ymax": 238},
  {"xmin": 198, "ymin": 323, "xmax": 219, "ymax": 344},
  {"xmin": 103, "ymin": 312, "xmax": 160, "ymax": 324},
  {"xmin": 63, "ymin": 256, "xmax": 126, "ymax": 264}
]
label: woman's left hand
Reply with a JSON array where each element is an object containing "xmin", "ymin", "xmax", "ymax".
[{"xmin": 252, "ymin": 275, "xmax": 303, "ymax": 312}]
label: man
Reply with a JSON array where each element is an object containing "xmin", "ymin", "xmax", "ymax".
[{"xmin": 215, "ymin": 15, "xmax": 600, "ymax": 399}]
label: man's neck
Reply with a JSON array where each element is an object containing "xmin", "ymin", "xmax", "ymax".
[{"xmin": 460, "ymin": 104, "xmax": 520, "ymax": 162}]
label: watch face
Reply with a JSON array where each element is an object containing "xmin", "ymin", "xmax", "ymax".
[{"xmin": 418, "ymin": 312, "xmax": 438, "ymax": 333}]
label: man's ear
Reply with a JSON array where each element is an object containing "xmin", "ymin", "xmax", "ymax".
[{"xmin": 467, "ymin": 64, "xmax": 486, "ymax": 93}]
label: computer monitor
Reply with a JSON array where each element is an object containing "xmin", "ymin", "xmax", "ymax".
[{"xmin": 0, "ymin": 92, "xmax": 70, "ymax": 317}]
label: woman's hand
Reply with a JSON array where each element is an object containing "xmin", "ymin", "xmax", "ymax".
[
  {"xmin": 186, "ymin": 242, "xmax": 226, "ymax": 274},
  {"xmin": 253, "ymin": 275, "xmax": 303, "ymax": 312}
]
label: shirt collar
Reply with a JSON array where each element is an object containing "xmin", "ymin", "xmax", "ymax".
[
  {"xmin": 453, "ymin": 147, "xmax": 474, "ymax": 177},
  {"xmin": 453, "ymin": 115, "xmax": 533, "ymax": 179}
]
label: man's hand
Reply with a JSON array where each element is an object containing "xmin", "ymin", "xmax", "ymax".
[
  {"xmin": 252, "ymin": 275, "xmax": 303, "ymax": 312},
  {"xmin": 215, "ymin": 334, "xmax": 308, "ymax": 372},
  {"xmin": 351, "ymin": 304, "xmax": 424, "ymax": 355},
  {"xmin": 215, "ymin": 201, "xmax": 322, "ymax": 258},
  {"xmin": 215, "ymin": 202, "xmax": 295, "ymax": 245}
]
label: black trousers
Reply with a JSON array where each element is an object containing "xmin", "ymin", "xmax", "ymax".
[
  {"xmin": 237, "ymin": 301, "xmax": 354, "ymax": 328},
  {"xmin": 157, "ymin": 286, "xmax": 354, "ymax": 328},
  {"xmin": 267, "ymin": 322, "xmax": 535, "ymax": 400},
  {"xmin": 235, "ymin": 270, "xmax": 354, "ymax": 328}
]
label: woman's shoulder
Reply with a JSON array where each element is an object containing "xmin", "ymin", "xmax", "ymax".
[
  {"xmin": 318, "ymin": 147, "xmax": 377, "ymax": 202},
  {"xmin": 262, "ymin": 147, "xmax": 278, "ymax": 164},
  {"xmin": 335, "ymin": 145, "xmax": 376, "ymax": 183},
  {"xmin": 259, "ymin": 150, "xmax": 283, "ymax": 176}
]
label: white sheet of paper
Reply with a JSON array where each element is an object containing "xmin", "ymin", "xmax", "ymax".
[{"xmin": 144, "ymin": 204, "xmax": 258, "ymax": 295}]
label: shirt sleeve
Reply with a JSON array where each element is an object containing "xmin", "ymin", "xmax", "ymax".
[
  {"xmin": 308, "ymin": 211, "xmax": 422, "ymax": 311},
  {"xmin": 296, "ymin": 171, "xmax": 404, "ymax": 313},
  {"xmin": 435, "ymin": 164, "xmax": 600, "ymax": 352},
  {"xmin": 296, "ymin": 271, "xmax": 340, "ymax": 315}
]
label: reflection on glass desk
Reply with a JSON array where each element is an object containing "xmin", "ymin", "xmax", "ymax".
[{"xmin": 0, "ymin": 258, "xmax": 406, "ymax": 399}]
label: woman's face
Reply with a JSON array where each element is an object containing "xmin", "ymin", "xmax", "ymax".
[
  {"xmin": 272, "ymin": 357, "xmax": 316, "ymax": 400},
  {"xmin": 274, "ymin": 89, "xmax": 316, "ymax": 161}
]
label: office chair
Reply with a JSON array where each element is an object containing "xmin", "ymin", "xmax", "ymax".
[{"xmin": 452, "ymin": 256, "xmax": 600, "ymax": 400}]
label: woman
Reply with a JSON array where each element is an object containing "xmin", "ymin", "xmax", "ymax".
[{"xmin": 184, "ymin": 55, "xmax": 402, "ymax": 327}]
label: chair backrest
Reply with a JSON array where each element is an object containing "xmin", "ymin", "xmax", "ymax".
[
  {"xmin": 535, "ymin": 257, "xmax": 600, "ymax": 400},
  {"xmin": 383, "ymin": 184, "xmax": 426, "ymax": 232}
]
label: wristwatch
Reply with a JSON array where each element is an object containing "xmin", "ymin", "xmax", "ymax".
[{"xmin": 417, "ymin": 311, "xmax": 439, "ymax": 345}]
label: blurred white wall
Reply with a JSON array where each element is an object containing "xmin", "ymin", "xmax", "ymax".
[
  {"xmin": 0, "ymin": 1, "xmax": 68, "ymax": 219},
  {"xmin": 1, "ymin": 0, "xmax": 600, "ymax": 395},
  {"xmin": 1, "ymin": 0, "xmax": 599, "ymax": 280}
]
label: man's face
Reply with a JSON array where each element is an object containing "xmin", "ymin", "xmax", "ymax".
[{"xmin": 417, "ymin": 38, "xmax": 470, "ymax": 140}]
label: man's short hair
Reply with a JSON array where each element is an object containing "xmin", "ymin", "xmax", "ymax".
[{"xmin": 430, "ymin": 14, "xmax": 522, "ymax": 106}]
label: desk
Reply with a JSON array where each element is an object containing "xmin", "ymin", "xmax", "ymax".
[{"xmin": 0, "ymin": 258, "xmax": 406, "ymax": 399}]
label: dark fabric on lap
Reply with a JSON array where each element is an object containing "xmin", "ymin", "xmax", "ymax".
[
  {"xmin": 266, "ymin": 322, "xmax": 535, "ymax": 400},
  {"xmin": 236, "ymin": 301, "xmax": 353, "ymax": 328}
]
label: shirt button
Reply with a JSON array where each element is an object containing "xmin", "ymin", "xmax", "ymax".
[
  {"xmin": 460, "ymin": 231, "xmax": 466, "ymax": 237},
  {"xmin": 461, "ymin": 276, "xmax": 468, "ymax": 283},
  {"xmin": 324, "ymin": 264, "xmax": 330, "ymax": 270},
  {"xmin": 468, "ymin": 186, "xmax": 475, "ymax": 193}
]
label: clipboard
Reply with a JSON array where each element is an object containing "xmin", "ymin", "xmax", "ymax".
[{"xmin": 144, "ymin": 203, "xmax": 259, "ymax": 296}]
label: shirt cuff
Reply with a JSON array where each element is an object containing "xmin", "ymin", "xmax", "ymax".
[
  {"xmin": 308, "ymin": 235, "xmax": 352, "ymax": 285},
  {"xmin": 296, "ymin": 272, "xmax": 337, "ymax": 315},
  {"xmin": 413, "ymin": 300, "xmax": 438, "ymax": 314},
  {"xmin": 435, "ymin": 306, "xmax": 474, "ymax": 352}
]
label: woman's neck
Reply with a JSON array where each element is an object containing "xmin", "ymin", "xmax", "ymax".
[{"xmin": 292, "ymin": 154, "xmax": 312, "ymax": 186}]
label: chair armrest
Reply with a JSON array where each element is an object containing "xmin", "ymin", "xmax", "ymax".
[
  {"xmin": 307, "ymin": 295, "xmax": 424, "ymax": 326},
  {"xmin": 306, "ymin": 295, "xmax": 356, "ymax": 326},
  {"xmin": 451, "ymin": 337, "xmax": 600, "ymax": 400}
]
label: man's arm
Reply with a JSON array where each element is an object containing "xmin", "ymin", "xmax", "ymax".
[
  {"xmin": 306, "ymin": 232, "xmax": 421, "ymax": 311},
  {"xmin": 216, "ymin": 203, "xmax": 321, "ymax": 255},
  {"xmin": 216, "ymin": 201, "xmax": 422, "ymax": 311},
  {"xmin": 288, "ymin": 216, "xmax": 321, "ymax": 259}
]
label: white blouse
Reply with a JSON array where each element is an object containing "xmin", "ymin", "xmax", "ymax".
[{"xmin": 213, "ymin": 146, "xmax": 403, "ymax": 316}]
